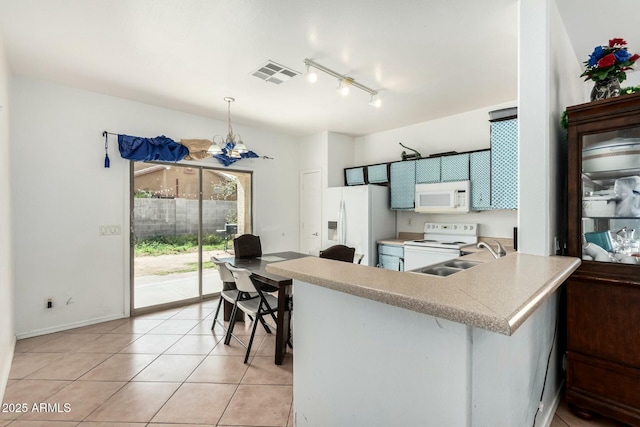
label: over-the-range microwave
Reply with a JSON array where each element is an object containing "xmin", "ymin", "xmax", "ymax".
[{"xmin": 414, "ymin": 180, "xmax": 471, "ymax": 214}]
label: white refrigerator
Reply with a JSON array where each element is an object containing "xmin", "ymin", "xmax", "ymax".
[{"xmin": 323, "ymin": 185, "xmax": 396, "ymax": 267}]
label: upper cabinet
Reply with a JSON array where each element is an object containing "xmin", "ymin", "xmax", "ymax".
[
  {"xmin": 470, "ymin": 150, "xmax": 492, "ymax": 210},
  {"xmin": 441, "ymin": 153, "xmax": 470, "ymax": 182},
  {"xmin": 366, "ymin": 164, "xmax": 390, "ymax": 184},
  {"xmin": 490, "ymin": 109, "xmax": 518, "ymax": 209},
  {"xmin": 415, "ymin": 157, "xmax": 441, "ymax": 184},
  {"xmin": 344, "ymin": 166, "xmax": 366, "ymax": 186},
  {"xmin": 390, "ymin": 160, "xmax": 416, "ymax": 210}
]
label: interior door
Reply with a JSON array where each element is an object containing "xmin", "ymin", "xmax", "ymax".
[{"xmin": 300, "ymin": 170, "xmax": 322, "ymax": 255}]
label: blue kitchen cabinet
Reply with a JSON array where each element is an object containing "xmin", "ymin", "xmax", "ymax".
[
  {"xmin": 441, "ymin": 153, "xmax": 470, "ymax": 182},
  {"xmin": 344, "ymin": 166, "xmax": 366, "ymax": 186},
  {"xmin": 366, "ymin": 163, "xmax": 389, "ymax": 184},
  {"xmin": 415, "ymin": 157, "xmax": 441, "ymax": 184},
  {"xmin": 378, "ymin": 243, "xmax": 404, "ymax": 271},
  {"xmin": 390, "ymin": 160, "xmax": 416, "ymax": 210},
  {"xmin": 490, "ymin": 118, "xmax": 518, "ymax": 209},
  {"xmin": 470, "ymin": 150, "xmax": 492, "ymax": 210}
]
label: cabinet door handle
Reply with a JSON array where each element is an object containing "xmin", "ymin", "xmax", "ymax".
[{"xmin": 312, "ymin": 232, "xmax": 318, "ymax": 236}]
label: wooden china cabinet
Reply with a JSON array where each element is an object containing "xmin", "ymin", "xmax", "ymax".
[{"xmin": 565, "ymin": 93, "xmax": 640, "ymax": 426}]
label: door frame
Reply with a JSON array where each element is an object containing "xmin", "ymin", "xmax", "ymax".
[
  {"xmin": 128, "ymin": 160, "xmax": 253, "ymax": 316},
  {"xmin": 299, "ymin": 168, "xmax": 322, "ymax": 256}
]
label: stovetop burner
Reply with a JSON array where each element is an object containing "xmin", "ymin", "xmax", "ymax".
[{"xmin": 403, "ymin": 222, "xmax": 479, "ymax": 250}]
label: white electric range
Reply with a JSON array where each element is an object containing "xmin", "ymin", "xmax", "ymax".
[{"xmin": 403, "ymin": 222, "xmax": 479, "ymax": 271}]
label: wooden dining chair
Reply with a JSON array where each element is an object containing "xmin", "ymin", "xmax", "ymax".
[
  {"xmin": 225, "ymin": 263, "xmax": 279, "ymax": 363},
  {"xmin": 319, "ymin": 244, "xmax": 356, "ymax": 263},
  {"xmin": 233, "ymin": 234, "xmax": 262, "ymax": 258}
]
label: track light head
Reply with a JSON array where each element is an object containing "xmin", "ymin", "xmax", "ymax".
[
  {"xmin": 368, "ymin": 94, "xmax": 382, "ymax": 108},
  {"xmin": 305, "ymin": 64, "xmax": 318, "ymax": 83},
  {"xmin": 337, "ymin": 79, "xmax": 350, "ymax": 96}
]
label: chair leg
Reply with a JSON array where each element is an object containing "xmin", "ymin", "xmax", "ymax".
[
  {"xmin": 211, "ymin": 296, "xmax": 224, "ymax": 330},
  {"xmin": 258, "ymin": 315, "xmax": 272, "ymax": 334},
  {"xmin": 244, "ymin": 310, "xmax": 261, "ymax": 364},
  {"xmin": 224, "ymin": 297, "xmax": 241, "ymax": 345}
]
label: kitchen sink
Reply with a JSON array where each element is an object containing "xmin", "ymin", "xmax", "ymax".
[
  {"xmin": 443, "ymin": 260, "xmax": 482, "ymax": 269},
  {"xmin": 411, "ymin": 259, "xmax": 483, "ymax": 277},
  {"xmin": 417, "ymin": 266, "xmax": 461, "ymax": 276}
]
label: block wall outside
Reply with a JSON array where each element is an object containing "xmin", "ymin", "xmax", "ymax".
[{"xmin": 133, "ymin": 198, "xmax": 236, "ymax": 239}]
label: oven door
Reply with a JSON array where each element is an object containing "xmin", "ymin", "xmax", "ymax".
[{"xmin": 403, "ymin": 245, "xmax": 460, "ymax": 271}]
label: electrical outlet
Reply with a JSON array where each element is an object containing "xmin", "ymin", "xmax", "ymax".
[
  {"xmin": 99, "ymin": 225, "xmax": 122, "ymax": 236},
  {"xmin": 46, "ymin": 298, "xmax": 53, "ymax": 309},
  {"xmin": 408, "ymin": 217, "xmax": 413, "ymax": 226}
]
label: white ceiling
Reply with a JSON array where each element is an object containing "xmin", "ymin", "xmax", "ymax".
[{"xmin": 0, "ymin": 0, "xmax": 638, "ymax": 137}]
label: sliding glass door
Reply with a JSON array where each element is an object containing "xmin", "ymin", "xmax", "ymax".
[{"xmin": 130, "ymin": 162, "xmax": 252, "ymax": 313}]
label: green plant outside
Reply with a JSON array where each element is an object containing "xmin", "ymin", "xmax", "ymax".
[{"xmin": 135, "ymin": 234, "xmax": 225, "ymax": 256}]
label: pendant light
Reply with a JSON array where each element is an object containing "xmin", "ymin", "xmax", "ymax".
[{"xmin": 208, "ymin": 97, "xmax": 248, "ymax": 157}]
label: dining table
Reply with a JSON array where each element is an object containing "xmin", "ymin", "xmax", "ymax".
[{"xmin": 217, "ymin": 251, "xmax": 309, "ymax": 365}]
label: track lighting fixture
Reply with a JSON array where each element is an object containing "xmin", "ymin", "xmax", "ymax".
[
  {"xmin": 304, "ymin": 58, "xmax": 381, "ymax": 107},
  {"xmin": 305, "ymin": 64, "xmax": 318, "ymax": 83},
  {"xmin": 368, "ymin": 94, "xmax": 382, "ymax": 108}
]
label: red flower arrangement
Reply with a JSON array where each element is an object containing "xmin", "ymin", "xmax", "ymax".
[{"xmin": 581, "ymin": 38, "xmax": 640, "ymax": 83}]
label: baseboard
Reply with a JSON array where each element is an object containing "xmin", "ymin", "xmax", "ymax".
[
  {"xmin": 16, "ymin": 313, "xmax": 127, "ymax": 339},
  {"xmin": 538, "ymin": 379, "xmax": 565, "ymax": 427},
  {"xmin": 0, "ymin": 335, "xmax": 16, "ymax": 403}
]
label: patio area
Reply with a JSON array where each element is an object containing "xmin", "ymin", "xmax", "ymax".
[{"xmin": 134, "ymin": 249, "xmax": 229, "ymax": 309}]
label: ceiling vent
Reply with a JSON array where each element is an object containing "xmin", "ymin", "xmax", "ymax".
[{"xmin": 252, "ymin": 60, "xmax": 300, "ymax": 84}]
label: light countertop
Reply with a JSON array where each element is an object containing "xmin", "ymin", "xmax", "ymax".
[{"xmin": 266, "ymin": 252, "xmax": 580, "ymax": 336}]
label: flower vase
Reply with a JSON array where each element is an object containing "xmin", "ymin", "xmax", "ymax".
[{"xmin": 591, "ymin": 76, "xmax": 621, "ymax": 101}]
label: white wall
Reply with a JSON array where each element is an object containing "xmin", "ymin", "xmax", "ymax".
[
  {"xmin": 0, "ymin": 34, "xmax": 15, "ymax": 403},
  {"xmin": 549, "ymin": 0, "xmax": 587, "ymax": 254},
  {"xmin": 354, "ymin": 102, "xmax": 518, "ymax": 238},
  {"xmin": 326, "ymin": 132, "xmax": 354, "ymax": 188},
  {"xmin": 10, "ymin": 77, "xmax": 300, "ymax": 337},
  {"xmin": 293, "ymin": 279, "xmax": 562, "ymax": 426}
]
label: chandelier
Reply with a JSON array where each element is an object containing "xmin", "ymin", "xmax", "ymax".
[{"xmin": 208, "ymin": 97, "xmax": 248, "ymax": 158}]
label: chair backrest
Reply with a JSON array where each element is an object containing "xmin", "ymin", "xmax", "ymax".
[
  {"xmin": 354, "ymin": 253, "xmax": 364, "ymax": 264},
  {"xmin": 233, "ymin": 234, "xmax": 262, "ymax": 258},
  {"xmin": 319, "ymin": 244, "xmax": 356, "ymax": 263},
  {"xmin": 226, "ymin": 263, "xmax": 256, "ymax": 293},
  {"xmin": 211, "ymin": 257, "xmax": 235, "ymax": 283}
]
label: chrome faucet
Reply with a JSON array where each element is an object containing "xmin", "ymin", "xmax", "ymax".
[{"xmin": 477, "ymin": 240, "xmax": 507, "ymax": 259}]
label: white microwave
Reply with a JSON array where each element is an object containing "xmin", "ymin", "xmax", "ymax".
[{"xmin": 414, "ymin": 181, "xmax": 471, "ymax": 213}]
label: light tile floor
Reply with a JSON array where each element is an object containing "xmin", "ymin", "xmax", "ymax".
[
  {"xmin": 2, "ymin": 299, "xmax": 293, "ymax": 427},
  {"xmin": 1, "ymin": 298, "xmax": 632, "ymax": 427}
]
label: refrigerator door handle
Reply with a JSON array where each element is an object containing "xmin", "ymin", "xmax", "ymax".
[{"xmin": 338, "ymin": 199, "xmax": 347, "ymax": 245}]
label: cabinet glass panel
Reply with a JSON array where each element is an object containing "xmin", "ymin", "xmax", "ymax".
[{"xmin": 581, "ymin": 126, "xmax": 640, "ymax": 263}]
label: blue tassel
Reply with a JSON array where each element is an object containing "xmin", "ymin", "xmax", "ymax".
[{"xmin": 104, "ymin": 153, "xmax": 110, "ymax": 168}]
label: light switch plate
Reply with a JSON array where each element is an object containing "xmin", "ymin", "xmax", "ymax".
[{"xmin": 99, "ymin": 225, "xmax": 121, "ymax": 236}]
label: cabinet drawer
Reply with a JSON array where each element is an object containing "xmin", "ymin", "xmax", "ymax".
[
  {"xmin": 567, "ymin": 278, "xmax": 640, "ymax": 366},
  {"xmin": 567, "ymin": 352, "xmax": 640, "ymax": 411},
  {"xmin": 378, "ymin": 244, "xmax": 404, "ymax": 257}
]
